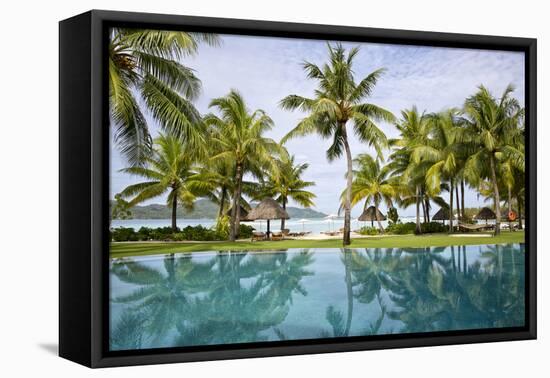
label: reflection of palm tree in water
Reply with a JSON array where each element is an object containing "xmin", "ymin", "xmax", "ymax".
[
  {"xmin": 110, "ymin": 254, "xmax": 216, "ymax": 347},
  {"xmin": 321, "ymin": 250, "xmax": 354, "ymax": 337},
  {"xmin": 110, "ymin": 250, "xmax": 315, "ymax": 349},
  {"xmin": 385, "ymin": 244, "xmax": 524, "ymax": 332},
  {"xmin": 323, "ymin": 248, "xmax": 396, "ymax": 337},
  {"xmin": 176, "ymin": 250, "xmax": 314, "ymax": 346}
]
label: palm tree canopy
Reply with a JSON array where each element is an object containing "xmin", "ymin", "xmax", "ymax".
[
  {"xmin": 109, "ymin": 28, "xmax": 219, "ymax": 164},
  {"xmin": 259, "ymin": 149, "xmax": 316, "ymax": 208},
  {"xmin": 205, "ymin": 89, "xmax": 282, "ymax": 176},
  {"xmin": 280, "ymin": 43, "xmax": 394, "ymax": 161},
  {"xmin": 342, "ymin": 153, "xmax": 397, "ymax": 210},
  {"xmin": 118, "ymin": 133, "xmax": 211, "ymax": 209},
  {"xmin": 462, "ymin": 85, "xmax": 524, "ymax": 186}
]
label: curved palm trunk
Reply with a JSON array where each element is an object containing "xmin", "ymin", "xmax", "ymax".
[
  {"xmin": 517, "ymin": 195, "xmax": 523, "ymax": 230},
  {"xmin": 374, "ymin": 199, "xmax": 384, "ymax": 234},
  {"xmin": 421, "ymin": 195, "xmax": 427, "ymax": 223},
  {"xmin": 281, "ymin": 197, "xmax": 286, "ymax": 231},
  {"xmin": 171, "ymin": 189, "xmax": 178, "ymax": 232},
  {"xmin": 415, "ymin": 185, "xmax": 422, "ymax": 235},
  {"xmin": 425, "ymin": 198, "xmax": 430, "ymax": 222},
  {"xmin": 461, "ymin": 179, "xmax": 465, "ymax": 221},
  {"xmin": 341, "ymin": 125, "xmax": 353, "ymax": 246},
  {"xmin": 217, "ymin": 186, "xmax": 227, "ymax": 219},
  {"xmin": 455, "ymin": 184, "xmax": 461, "ymax": 225},
  {"xmin": 230, "ymin": 163, "xmax": 243, "ymax": 241},
  {"xmin": 449, "ymin": 179, "xmax": 454, "ymax": 233},
  {"xmin": 507, "ymin": 187, "xmax": 513, "ymax": 232},
  {"xmin": 489, "ymin": 155, "xmax": 501, "ymax": 235}
]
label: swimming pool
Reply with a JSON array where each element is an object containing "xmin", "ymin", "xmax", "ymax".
[{"xmin": 109, "ymin": 244, "xmax": 525, "ymax": 351}]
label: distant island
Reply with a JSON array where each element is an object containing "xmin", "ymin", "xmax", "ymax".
[{"xmin": 112, "ymin": 199, "xmax": 328, "ymax": 220}]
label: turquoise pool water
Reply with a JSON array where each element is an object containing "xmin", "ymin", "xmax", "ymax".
[{"xmin": 109, "ymin": 244, "xmax": 525, "ymax": 351}]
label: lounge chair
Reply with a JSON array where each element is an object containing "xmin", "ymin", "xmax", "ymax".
[
  {"xmin": 282, "ymin": 229, "xmax": 290, "ymax": 237},
  {"xmin": 271, "ymin": 232, "xmax": 284, "ymax": 241},
  {"xmin": 321, "ymin": 231, "xmax": 340, "ymax": 236},
  {"xmin": 251, "ymin": 231, "xmax": 266, "ymax": 241},
  {"xmin": 458, "ymin": 223, "xmax": 494, "ymax": 232}
]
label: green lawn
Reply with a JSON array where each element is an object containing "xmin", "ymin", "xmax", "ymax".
[{"xmin": 110, "ymin": 231, "xmax": 524, "ymax": 258}]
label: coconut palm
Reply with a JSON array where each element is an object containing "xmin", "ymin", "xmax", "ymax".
[
  {"xmin": 118, "ymin": 133, "xmax": 212, "ymax": 231},
  {"xmin": 280, "ymin": 43, "xmax": 394, "ymax": 245},
  {"xmin": 342, "ymin": 154, "xmax": 398, "ymax": 233},
  {"xmin": 205, "ymin": 90, "xmax": 281, "ymax": 240},
  {"xmin": 411, "ymin": 109, "xmax": 465, "ymax": 232},
  {"xmin": 109, "ymin": 28, "xmax": 218, "ymax": 164},
  {"xmin": 387, "ymin": 107, "xmax": 432, "ymax": 234},
  {"xmin": 260, "ymin": 150, "xmax": 316, "ymax": 230},
  {"xmin": 462, "ymin": 85, "xmax": 524, "ymax": 235}
]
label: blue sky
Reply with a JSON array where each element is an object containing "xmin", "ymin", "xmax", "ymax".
[{"xmin": 110, "ymin": 33, "xmax": 525, "ymax": 217}]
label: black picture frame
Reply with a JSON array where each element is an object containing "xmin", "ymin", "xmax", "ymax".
[{"xmin": 59, "ymin": 9, "xmax": 537, "ymax": 368}]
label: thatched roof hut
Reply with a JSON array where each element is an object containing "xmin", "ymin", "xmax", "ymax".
[
  {"xmin": 476, "ymin": 207, "xmax": 496, "ymax": 221},
  {"xmin": 247, "ymin": 198, "xmax": 290, "ymax": 220},
  {"xmin": 358, "ymin": 206, "xmax": 386, "ymax": 226},
  {"xmin": 432, "ymin": 207, "xmax": 450, "ymax": 222},
  {"xmin": 247, "ymin": 198, "xmax": 289, "ymax": 237}
]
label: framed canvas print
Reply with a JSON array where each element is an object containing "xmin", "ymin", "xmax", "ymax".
[{"xmin": 59, "ymin": 10, "xmax": 536, "ymax": 368}]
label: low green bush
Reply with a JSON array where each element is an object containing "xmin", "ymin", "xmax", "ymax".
[
  {"xmin": 384, "ymin": 221, "xmax": 448, "ymax": 235},
  {"xmin": 358, "ymin": 226, "xmax": 381, "ymax": 236},
  {"xmin": 421, "ymin": 221, "xmax": 448, "ymax": 233},
  {"xmin": 238, "ymin": 224, "xmax": 255, "ymax": 238},
  {"xmin": 110, "ymin": 223, "xmax": 256, "ymax": 242},
  {"xmin": 385, "ymin": 222, "xmax": 416, "ymax": 235}
]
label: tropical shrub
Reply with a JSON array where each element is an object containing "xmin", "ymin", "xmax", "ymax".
[
  {"xmin": 385, "ymin": 222, "xmax": 417, "ymax": 235},
  {"xmin": 358, "ymin": 226, "xmax": 380, "ymax": 236},
  {"xmin": 238, "ymin": 224, "xmax": 255, "ymax": 239},
  {"xmin": 110, "ymin": 223, "xmax": 256, "ymax": 242},
  {"xmin": 420, "ymin": 222, "xmax": 448, "ymax": 233},
  {"xmin": 214, "ymin": 215, "xmax": 230, "ymax": 240},
  {"xmin": 384, "ymin": 221, "xmax": 448, "ymax": 235}
]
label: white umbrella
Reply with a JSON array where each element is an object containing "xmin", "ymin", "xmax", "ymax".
[
  {"xmin": 297, "ymin": 218, "xmax": 309, "ymax": 232},
  {"xmin": 324, "ymin": 214, "xmax": 338, "ymax": 232}
]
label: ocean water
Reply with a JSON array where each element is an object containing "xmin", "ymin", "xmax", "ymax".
[
  {"xmin": 109, "ymin": 244, "xmax": 525, "ymax": 351},
  {"xmin": 111, "ymin": 216, "xmax": 420, "ymax": 235}
]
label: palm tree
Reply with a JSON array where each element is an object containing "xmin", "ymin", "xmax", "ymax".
[
  {"xmin": 462, "ymin": 85, "xmax": 524, "ymax": 235},
  {"xmin": 412, "ymin": 109, "xmax": 464, "ymax": 232},
  {"xmin": 388, "ymin": 107, "xmax": 432, "ymax": 234},
  {"xmin": 118, "ymin": 133, "xmax": 211, "ymax": 231},
  {"xmin": 343, "ymin": 154, "xmax": 397, "ymax": 233},
  {"xmin": 280, "ymin": 43, "xmax": 394, "ymax": 245},
  {"xmin": 260, "ymin": 150, "xmax": 316, "ymax": 230},
  {"xmin": 109, "ymin": 28, "xmax": 218, "ymax": 164},
  {"xmin": 205, "ymin": 90, "xmax": 281, "ymax": 241}
]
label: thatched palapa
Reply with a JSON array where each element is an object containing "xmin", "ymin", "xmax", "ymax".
[
  {"xmin": 476, "ymin": 207, "xmax": 496, "ymax": 221},
  {"xmin": 358, "ymin": 206, "xmax": 386, "ymax": 226},
  {"xmin": 246, "ymin": 198, "xmax": 290, "ymax": 237},
  {"xmin": 432, "ymin": 207, "xmax": 450, "ymax": 222}
]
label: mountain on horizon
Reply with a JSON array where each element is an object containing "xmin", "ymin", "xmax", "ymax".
[{"xmin": 112, "ymin": 198, "xmax": 328, "ymax": 220}]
